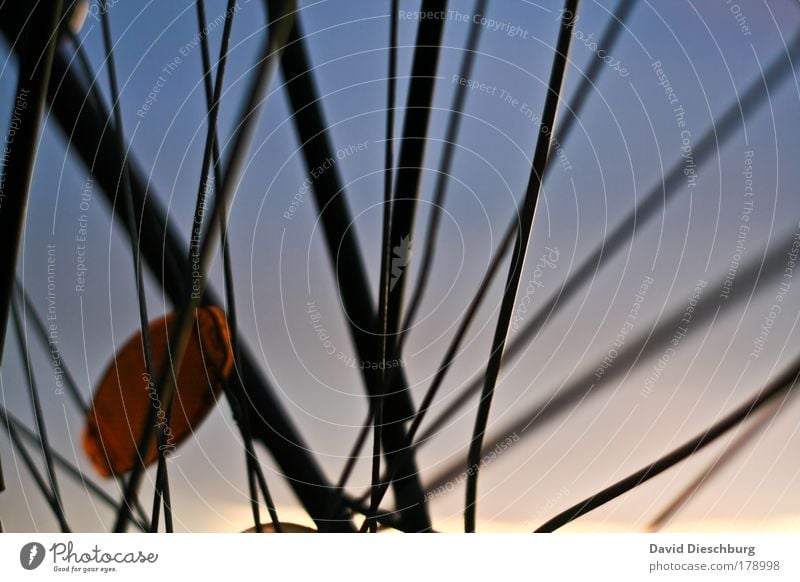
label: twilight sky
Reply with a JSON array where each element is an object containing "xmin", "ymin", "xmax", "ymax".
[{"xmin": 2, "ymin": 0, "xmax": 800, "ymax": 532}]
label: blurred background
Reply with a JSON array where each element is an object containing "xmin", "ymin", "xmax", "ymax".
[{"xmin": 1, "ymin": 0, "xmax": 800, "ymax": 532}]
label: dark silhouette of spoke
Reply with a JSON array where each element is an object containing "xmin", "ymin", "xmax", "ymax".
[
  {"xmin": 114, "ymin": 0, "xmax": 296, "ymax": 533},
  {"xmin": 97, "ymin": 0, "xmax": 170, "ymax": 531},
  {"xmin": 368, "ymin": 0, "xmax": 400, "ymax": 534},
  {"xmin": 326, "ymin": 406, "xmax": 374, "ymax": 521},
  {"xmin": 0, "ymin": 0, "xmax": 794, "ymax": 537},
  {"xmin": 385, "ymin": 0, "xmax": 448, "ymax": 345},
  {"xmin": 0, "ymin": 406, "xmax": 149, "ymax": 531},
  {"xmin": 535, "ymin": 361, "xmax": 800, "ymax": 532},
  {"xmin": 421, "ymin": 223, "xmax": 796, "ymax": 496},
  {"xmin": 195, "ymin": 0, "xmax": 281, "ymax": 533},
  {"xmin": 356, "ymin": 219, "xmax": 517, "ymax": 529},
  {"xmin": 348, "ymin": 1, "xmax": 641, "ymax": 506},
  {"xmin": 272, "ymin": 1, "xmax": 430, "ymax": 530},
  {"xmin": 409, "ymin": 28, "xmax": 800, "ymax": 472},
  {"xmin": 0, "ymin": 411, "xmax": 68, "ymax": 528},
  {"xmin": 0, "ymin": 0, "xmax": 63, "ymax": 370},
  {"xmin": 189, "ymin": 0, "xmax": 238, "ymax": 278},
  {"xmin": 399, "ymin": 0, "xmax": 488, "ymax": 352},
  {"xmin": 353, "ymin": 0, "xmax": 633, "ymax": 515},
  {"xmin": 331, "ymin": 0, "xmax": 486, "ymax": 529},
  {"xmin": 646, "ymin": 397, "xmax": 789, "ymax": 532},
  {"xmin": 15, "ymin": 280, "xmax": 87, "ymax": 414},
  {"xmin": 64, "ymin": 29, "xmax": 107, "ymax": 115},
  {"xmin": 193, "ymin": 0, "xmax": 282, "ymax": 534},
  {"xmin": 546, "ymin": 0, "xmax": 636, "ymax": 165},
  {"xmin": 465, "ymin": 0, "xmax": 578, "ymax": 533},
  {"xmin": 149, "ymin": 458, "xmax": 166, "ymax": 532},
  {"xmin": 354, "ymin": 0, "xmax": 635, "ymax": 510},
  {"xmin": 11, "ymin": 300, "xmax": 70, "ymax": 532},
  {"xmin": 0, "ymin": 9, "xmax": 347, "ymax": 531},
  {"xmin": 15, "ymin": 280, "xmax": 149, "ymax": 526}
]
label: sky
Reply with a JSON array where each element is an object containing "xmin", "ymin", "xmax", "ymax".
[{"xmin": 2, "ymin": 0, "xmax": 800, "ymax": 532}]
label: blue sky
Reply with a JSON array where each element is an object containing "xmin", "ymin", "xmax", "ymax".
[{"xmin": 2, "ymin": 0, "xmax": 800, "ymax": 532}]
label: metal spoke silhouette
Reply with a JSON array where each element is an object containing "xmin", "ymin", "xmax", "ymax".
[
  {"xmin": 465, "ymin": 0, "xmax": 579, "ymax": 532},
  {"xmin": 535, "ymin": 363, "xmax": 800, "ymax": 532}
]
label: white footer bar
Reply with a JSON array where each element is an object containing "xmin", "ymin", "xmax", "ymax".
[{"xmin": 1, "ymin": 533, "xmax": 798, "ymax": 580}]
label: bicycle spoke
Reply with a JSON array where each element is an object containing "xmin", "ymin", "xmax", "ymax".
[
  {"xmin": 0, "ymin": 411, "xmax": 66, "ymax": 529},
  {"xmin": 64, "ymin": 29, "xmax": 107, "ymax": 115},
  {"xmin": 97, "ymin": 0, "xmax": 168, "ymax": 531},
  {"xmin": 0, "ymin": 0, "xmax": 795, "ymax": 537},
  {"xmin": 385, "ymin": 0, "xmax": 448, "ymax": 344},
  {"xmin": 114, "ymin": 0, "xmax": 296, "ymax": 533},
  {"xmin": 465, "ymin": 0, "xmax": 578, "ymax": 532},
  {"xmin": 534, "ymin": 361, "xmax": 800, "ymax": 532},
  {"xmin": 195, "ymin": 0, "xmax": 266, "ymax": 533},
  {"xmin": 356, "ymin": 219, "xmax": 517, "ymax": 529},
  {"xmin": 0, "ymin": 1, "xmax": 63, "ymax": 367},
  {"xmin": 0, "ymin": 7, "xmax": 346, "ymax": 530},
  {"xmin": 399, "ymin": 0, "xmax": 487, "ymax": 352},
  {"xmin": 421, "ymin": 223, "xmax": 796, "ymax": 496},
  {"xmin": 15, "ymin": 281, "xmax": 87, "ymax": 414},
  {"xmin": 12, "ymin": 281, "xmax": 155, "ymax": 527},
  {"xmin": 366, "ymin": 0, "xmax": 400, "ymax": 534},
  {"xmin": 195, "ymin": 0, "xmax": 284, "ymax": 534},
  {"xmin": 408, "ymin": 28, "xmax": 800, "ymax": 474},
  {"xmin": 317, "ymin": 0, "xmax": 642, "ymax": 509},
  {"xmin": 11, "ymin": 299, "xmax": 70, "ymax": 531},
  {"xmin": 273, "ymin": 1, "xmax": 430, "ymax": 530},
  {"xmin": 353, "ymin": 0, "xmax": 634, "ymax": 514},
  {"xmin": 546, "ymin": 0, "xmax": 636, "ymax": 165},
  {"xmin": 646, "ymin": 397, "xmax": 790, "ymax": 532},
  {"xmin": 1, "ymin": 406, "xmax": 149, "ymax": 531}
]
